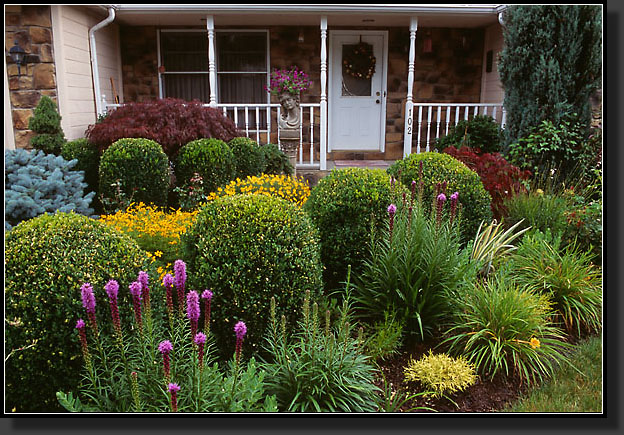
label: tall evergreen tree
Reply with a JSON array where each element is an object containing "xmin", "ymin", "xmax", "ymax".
[
  {"xmin": 498, "ymin": 5, "xmax": 602, "ymax": 147},
  {"xmin": 28, "ymin": 95, "xmax": 66, "ymax": 155}
]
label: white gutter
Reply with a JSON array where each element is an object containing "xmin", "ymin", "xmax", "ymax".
[{"xmin": 89, "ymin": 6, "xmax": 116, "ymax": 117}]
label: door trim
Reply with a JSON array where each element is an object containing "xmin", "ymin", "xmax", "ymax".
[{"xmin": 328, "ymin": 30, "xmax": 388, "ymax": 153}]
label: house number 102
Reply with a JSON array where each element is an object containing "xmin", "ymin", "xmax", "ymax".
[{"xmin": 406, "ymin": 108, "xmax": 413, "ymax": 134}]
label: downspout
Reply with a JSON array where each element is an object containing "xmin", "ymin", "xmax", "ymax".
[{"xmin": 89, "ymin": 6, "xmax": 116, "ymax": 117}]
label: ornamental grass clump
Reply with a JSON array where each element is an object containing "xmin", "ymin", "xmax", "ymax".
[
  {"xmin": 261, "ymin": 281, "xmax": 381, "ymax": 412},
  {"xmin": 442, "ymin": 273, "xmax": 573, "ymax": 386},
  {"xmin": 57, "ymin": 268, "xmax": 278, "ymax": 413},
  {"xmin": 509, "ymin": 231, "xmax": 602, "ymax": 336},
  {"xmin": 205, "ymin": 173, "xmax": 311, "ymax": 207},
  {"xmin": 404, "ymin": 351, "xmax": 478, "ymax": 398}
]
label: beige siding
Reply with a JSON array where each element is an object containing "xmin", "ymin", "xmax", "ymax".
[
  {"xmin": 480, "ymin": 22, "xmax": 504, "ymax": 104},
  {"xmin": 51, "ymin": 5, "xmax": 123, "ymax": 140}
]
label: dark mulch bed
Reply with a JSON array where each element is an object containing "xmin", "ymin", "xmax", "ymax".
[{"xmin": 373, "ymin": 337, "xmax": 532, "ymax": 413}]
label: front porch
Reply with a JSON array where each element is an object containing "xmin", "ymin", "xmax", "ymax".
[{"xmin": 96, "ymin": 5, "xmax": 507, "ymax": 170}]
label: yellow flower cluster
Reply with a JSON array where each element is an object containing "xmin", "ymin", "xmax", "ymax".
[
  {"xmin": 99, "ymin": 202, "xmax": 199, "ymax": 265},
  {"xmin": 205, "ymin": 174, "xmax": 311, "ymax": 207}
]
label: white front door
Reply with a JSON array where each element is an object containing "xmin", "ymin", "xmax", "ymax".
[{"xmin": 329, "ymin": 31, "xmax": 387, "ymax": 151}]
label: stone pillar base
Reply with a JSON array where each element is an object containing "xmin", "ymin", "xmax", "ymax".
[{"xmin": 280, "ymin": 139, "xmax": 299, "ymax": 178}]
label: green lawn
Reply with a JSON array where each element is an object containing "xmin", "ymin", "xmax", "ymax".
[{"xmin": 502, "ymin": 335, "xmax": 602, "ymax": 413}]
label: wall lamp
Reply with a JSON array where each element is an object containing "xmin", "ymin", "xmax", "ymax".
[{"xmin": 8, "ymin": 40, "xmax": 39, "ymax": 77}]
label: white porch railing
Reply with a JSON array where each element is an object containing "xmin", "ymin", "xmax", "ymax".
[
  {"xmin": 407, "ymin": 102, "xmax": 506, "ymax": 154},
  {"xmin": 214, "ymin": 103, "xmax": 322, "ymax": 169}
]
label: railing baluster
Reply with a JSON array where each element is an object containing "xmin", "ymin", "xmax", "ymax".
[
  {"xmin": 416, "ymin": 105, "xmax": 423, "ymax": 154},
  {"xmin": 244, "ymin": 106, "xmax": 250, "ymax": 137},
  {"xmin": 426, "ymin": 106, "xmax": 432, "ymax": 152},
  {"xmin": 435, "ymin": 106, "xmax": 441, "ymax": 140},
  {"xmin": 299, "ymin": 106, "xmax": 303, "ymax": 164},
  {"xmin": 455, "ymin": 106, "xmax": 460, "ymax": 126},
  {"xmin": 309, "ymin": 107, "xmax": 314, "ymax": 165},
  {"xmin": 255, "ymin": 107, "xmax": 260, "ymax": 144},
  {"xmin": 445, "ymin": 105, "xmax": 451, "ymax": 135},
  {"xmin": 234, "ymin": 107, "xmax": 239, "ymax": 131},
  {"xmin": 267, "ymin": 106, "xmax": 271, "ymax": 144},
  {"xmin": 473, "ymin": 105, "xmax": 478, "ymax": 118},
  {"xmin": 276, "ymin": 107, "xmax": 281, "ymax": 149}
]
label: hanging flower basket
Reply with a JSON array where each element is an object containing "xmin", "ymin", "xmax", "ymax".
[{"xmin": 343, "ymin": 41, "xmax": 376, "ymax": 80}]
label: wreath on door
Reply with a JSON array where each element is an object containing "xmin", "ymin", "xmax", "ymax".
[{"xmin": 342, "ymin": 40, "xmax": 376, "ymax": 80}]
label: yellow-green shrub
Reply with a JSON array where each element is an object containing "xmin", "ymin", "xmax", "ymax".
[
  {"xmin": 205, "ymin": 174, "xmax": 310, "ymax": 207},
  {"xmin": 404, "ymin": 351, "xmax": 478, "ymax": 397}
]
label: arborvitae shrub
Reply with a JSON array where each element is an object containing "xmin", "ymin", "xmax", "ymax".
[
  {"xmin": 176, "ymin": 138, "xmax": 236, "ymax": 194},
  {"xmin": 181, "ymin": 194, "xmax": 323, "ymax": 358},
  {"xmin": 99, "ymin": 138, "xmax": 170, "ymax": 210},
  {"xmin": 259, "ymin": 143, "xmax": 294, "ymax": 176},
  {"xmin": 434, "ymin": 115, "xmax": 503, "ymax": 154},
  {"xmin": 85, "ymin": 98, "xmax": 241, "ymax": 159},
  {"xmin": 227, "ymin": 137, "xmax": 266, "ymax": 179},
  {"xmin": 498, "ymin": 5, "xmax": 602, "ymax": 147},
  {"xmin": 28, "ymin": 95, "xmax": 66, "ymax": 155},
  {"xmin": 388, "ymin": 152, "xmax": 492, "ymax": 243},
  {"xmin": 5, "ymin": 149, "xmax": 95, "ymax": 230},
  {"xmin": 304, "ymin": 168, "xmax": 407, "ymax": 293},
  {"xmin": 5, "ymin": 212, "xmax": 151, "ymax": 412}
]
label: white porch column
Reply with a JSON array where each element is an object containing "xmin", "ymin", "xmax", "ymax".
[
  {"xmin": 403, "ymin": 17, "xmax": 418, "ymax": 157},
  {"xmin": 206, "ymin": 15, "xmax": 217, "ymax": 107},
  {"xmin": 319, "ymin": 16, "xmax": 328, "ymax": 171}
]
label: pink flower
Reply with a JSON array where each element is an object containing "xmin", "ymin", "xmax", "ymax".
[
  {"xmin": 80, "ymin": 283, "xmax": 98, "ymax": 336},
  {"xmin": 105, "ymin": 280, "xmax": 122, "ymax": 336},
  {"xmin": 234, "ymin": 321, "xmax": 247, "ymax": 365},
  {"xmin": 387, "ymin": 203, "xmax": 397, "ymax": 240},
  {"xmin": 168, "ymin": 383, "xmax": 180, "ymax": 412},
  {"xmin": 201, "ymin": 290, "xmax": 213, "ymax": 333},
  {"xmin": 450, "ymin": 191, "xmax": 459, "ymax": 224},
  {"xmin": 163, "ymin": 273, "xmax": 175, "ymax": 317},
  {"xmin": 129, "ymin": 281, "xmax": 143, "ymax": 334},
  {"xmin": 436, "ymin": 193, "xmax": 447, "ymax": 228},
  {"xmin": 194, "ymin": 332, "xmax": 207, "ymax": 370},
  {"xmin": 138, "ymin": 271, "xmax": 150, "ymax": 310},
  {"xmin": 186, "ymin": 290, "xmax": 200, "ymax": 339},
  {"xmin": 75, "ymin": 318, "xmax": 90, "ymax": 365},
  {"xmin": 158, "ymin": 340, "xmax": 173, "ymax": 381},
  {"xmin": 174, "ymin": 260, "xmax": 187, "ymax": 313}
]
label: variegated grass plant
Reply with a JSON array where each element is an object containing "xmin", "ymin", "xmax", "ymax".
[{"xmin": 470, "ymin": 218, "xmax": 531, "ymax": 277}]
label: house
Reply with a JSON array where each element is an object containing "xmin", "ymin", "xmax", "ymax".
[{"xmin": 5, "ymin": 4, "xmax": 508, "ymax": 171}]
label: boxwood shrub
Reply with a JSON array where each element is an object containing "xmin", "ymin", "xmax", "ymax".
[
  {"xmin": 304, "ymin": 167, "xmax": 407, "ymax": 293},
  {"xmin": 181, "ymin": 194, "xmax": 323, "ymax": 358},
  {"xmin": 388, "ymin": 152, "xmax": 492, "ymax": 242},
  {"xmin": 176, "ymin": 138, "xmax": 236, "ymax": 194},
  {"xmin": 5, "ymin": 212, "xmax": 151, "ymax": 412},
  {"xmin": 61, "ymin": 138, "xmax": 101, "ymax": 198},
  {"xmin": 99, "ymin": 138, "xmax": 170, "ymax": 209},
  {"xmin": 227, "ymin": 137, "xmax": 266, "ymax": 179}
]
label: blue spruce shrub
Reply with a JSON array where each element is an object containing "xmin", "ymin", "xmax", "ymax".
[{"xmin": 5, "ymin": 149, "xmax": 95, "ymax": 230}]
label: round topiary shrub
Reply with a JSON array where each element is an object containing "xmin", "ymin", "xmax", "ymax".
[
  {"xmin": 387, "ymin": 152, "xmax": 492, "ymax": 242},
  {"xmin": 227, "ymin": 137, "xmax": 266, "ymax": 179},
  {"xmin": 99, "ymin": 138, "xmax": 170, "ymax": 210},
  {"xmin": 259, "ymin": 143, "xmax": 294, "ymax": 176},
  {"xmin": 304, "ymin": 167, "xmax": 407, "ymax": 293},
  {"xmin": 176, "ymin": 138, "xmax": 236, "ymax": 194},
  {"xmin": 5, "ymin": 212, "xmax": 151, "ymax": 412},
  {"xmin": 181, "ymin": 194, "xmax": 323, "ymax": 358},
  {"xmin": 61, "ymin": 138, "xmax": 101, "ymax": 197}
]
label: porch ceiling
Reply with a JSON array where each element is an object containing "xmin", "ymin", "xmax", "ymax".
[{"xmin": 102, "ymin": 4, "xmax": 504, "ymax": 28}]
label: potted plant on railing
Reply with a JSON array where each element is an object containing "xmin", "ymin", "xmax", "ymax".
[{"xmin": 265, "ymin": 66, "xmax": 311, "ymax": 176}]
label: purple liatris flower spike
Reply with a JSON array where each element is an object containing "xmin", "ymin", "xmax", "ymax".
[
  {"xmin": 174, "ymin": 260, "xmax": 187, "ymax": 313},
  {"xmin": 76, "ymin": 318, "xmax": 90, "ymax": 364},
  {"xmin": 163, "ymin": 273, "xmax": 175, "ymax": 317},
  {"xmin": 436, "ymin": 193, "xmax": 447, "ymax": 228},
  {"xmin": 186, "ymin": 291, "xmax": 200, "ymax": 339},
  {"xmin": 201, "ymin": 289, "xmax": 213, "ymax": 333},
  {"xmin": 105, "ymin": 280, "xmax": 122, "ymax": 336},
  {"xmin": 234, "ymin": 321, "xmax": 247, "ymax": 365},
  {"xmin": 194, "ymin": 332, "xmax": 207, "ymax": 370},
  {"xmin": 387, "ymin": 203, "xmax": 397, "ymax": 240},
  {"xmin": 411, "ymin": 180, "xmax": 416, "ymax": 204},
  {"xmin": 158, "ymin": 340, "xmax": 173, "ymax": 381},
  {"xmin": 450, "ymin": 191, "xmax": 459, "ymax": 224},
  {"xmin": 80, "ymin": 283, "xmax": 98, "ymax": 336},
  {"xmin": 138, "ymin": 270, "xmax": 150, "ymax": 310},
  {"xmin": 168, "ymin": 383, "xmax": 180, "ymax": 412},
  {"xmin": 129, "ymin": 281, "xmax": 143, "ymax": 334}
]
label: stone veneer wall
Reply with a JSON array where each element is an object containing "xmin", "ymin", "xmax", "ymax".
[
  {"xmin": 118, "ymin": 25, "xmax": 484, "ymax": 160},
  {"xmin": 5, "ymin": 5, "xmax": 58, "ymax": 149}
]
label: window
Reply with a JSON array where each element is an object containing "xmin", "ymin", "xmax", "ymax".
[
  {"xmin": 159, "ymin": 31, "xmax": 210, "ymax": 102},
  {"xmin": 158, "ymin": 30, "xmax": 269, "ymax": 105}
]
